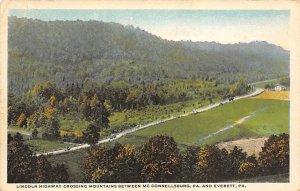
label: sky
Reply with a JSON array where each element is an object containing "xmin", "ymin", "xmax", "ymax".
[{"xmin": 9, "ymin": 9, "xmax": 290, "ymax": 50}]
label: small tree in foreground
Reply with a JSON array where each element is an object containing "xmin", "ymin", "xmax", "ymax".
[
  {"xmin": 82, "ymin": 143, "xmax": 140, "ymax": 183},
  {"xmin": 138, "ymin": 135, "xmax": 182, "ymax": 182},
  {"xmin": 259, "ymin": 133, "xmax": 289, "ymax": 175},
  {"xmin": 82, "ymin": 124, "xmax": 100, "ymax": 146}
]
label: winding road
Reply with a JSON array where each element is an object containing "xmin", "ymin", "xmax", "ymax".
[{"xmin": 38, "ymin": 88, "xmax": 264, "ymax": 156}]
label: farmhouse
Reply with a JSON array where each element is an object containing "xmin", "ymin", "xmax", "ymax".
[{"xmin": 274, "ymin": 84, "xmax": 286, "ymax": 91}]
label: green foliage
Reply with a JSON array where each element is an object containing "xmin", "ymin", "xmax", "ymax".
[
  {"xmin": 8, "ymin": 133, "xmax": 70, "ymax": 183},
  {"xmin": 8, "ymin": 133, "xmax": 36, "ymax": 182},
  {"xmin": 196, "ymin": 145, "xmax": 229, "ymax": 182},
  {"xmin": 181, "ymin": 146, "xmax": 200, "ymax": 182},
  {"xmin": 31, "ymin": 128, "xmax": 38, "ymax": 139},
  {"xmin": 138, "ymin": 135, "xmax": 182, "ymax": 182},
  {"xmin": 279, "ymin": 77, "xmax": 290, "ymax": 88},
  {"xmin": 90, "ymin": 94, "xmax": 110, "ymax": 127},
  {"xmin": 119, "ymin": 98, "xmax": 289, "ymax": 147},
  {"xmin": 49, "ymin": 134, "xmax": 288, "ymax": 183},
  {"xmin": 82, "ymin": 124, "xmax": 100, "ymax": 146},
  {"xmin": 33, "ymin": 155, "xmax": 53, "ymax": 183},
  {"xmin": 52, "ymin": 163, "xmax": 70, "ymax": 183},
  {"xmin": 239, "ymin": 162, "xmax": 259, "ymax": 178},
  {"xmin": 16, "ymin": 112, "xmax": 27, "ymax": 127},
  {"xmin": 8, "ymin": 17, "xmax": 289, "ymax": 95},
  {"xmin": 82, "ymin": 143, "xmax": 140, "ymax": 182},
  {"xmin": 227, "ymin": 146, "xmax": 248, "ymax": 179},
  {"xmin": 259, "ymin": 133, "xmax": 289, "ymax": 175},
  {"xmin": 8, "ymin": 94, "xmax": 37, "ymax": 124},
  {"xmin": 41, "ymin": 118, "xmax": 60, "ymax": 140}
]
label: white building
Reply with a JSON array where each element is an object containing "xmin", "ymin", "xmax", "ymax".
[{"xmin": 274, "ymin": 84, "xmax": 286, "ymax": 91}]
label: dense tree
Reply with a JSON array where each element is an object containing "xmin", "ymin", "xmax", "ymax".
[
  {"xmin": 233, "ymin": 77, "xmax": 251, "ymax": 96},
  {"xmin": 8, "ymin": 17, "xmax": 289, "ymax": 95},
  {"xmin": 27, "ymin": 111, "xmax": 47, "ymax": 129},
  {"xmin": 8, "ymin": 133, "xmax": 36, "ymax": 183},
  {"xmin": 259, "ymin": 133, "xmax": 289, "ymax": 175},
  {"xmin": 82, "ymin": 143, "xmax": 140, "ymax": 182},
  {"xmin": 41, "ymin": 100, "xmax": 61, "ymax": 140},
  {"xmin": 227, "ymin": 146, "xmax": 247, "ymax": 179},
  {"xmin": 196, "ymin": 145, "xmax": 230, "ymax": 182},
  {"xmin": 138, "ymin": 135, "xmax": 182, "ymax": 182},
  {"xmin": 16, "ymin": 112, "xmax": 27, "ymax": 127},
  {"xmin": 89, "ymin": 94, "xmax": 110, "ymax": 127},
  {"xmin": 52, "ymin": 164, "xmax": 70, "ymax": 183},
  {"xmin": 33, "ymin": 155, "xmax": 53, "ymax": 183},
  {"xmin": 42, "ymin": 117, "xmax": 60, "ymax": 140},
  {"xmin": 82, "ymin": 124, "xmax": 100, "ymax": 146},
  {"xmin": 238, "ymin": 161, "xmax": 259, "ymax": 178},
  {"xmin": 8, "ymin": 94, "xmax": 38, "ymax": 125},
  {"xmin": 31, "ymin": 128, "xmax": 38, "ymax": 139},
  {"xmin": 8, "ymin": 133, "xmax": 70, "ymax": 183},
  {"xmin": 181, "ymin": 146, "xmax": 200, "ymax": 182},
  {"xmin": 108, "ymin": 143, "xmax": 140, "ymax": 182}
]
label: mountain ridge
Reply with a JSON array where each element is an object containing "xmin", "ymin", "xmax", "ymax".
[{"xmin": 8, "ymin": 16, "xmax": 289, "ymax": 95}]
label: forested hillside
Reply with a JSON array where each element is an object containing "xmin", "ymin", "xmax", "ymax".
[{"xmin": 8, "ymin": 16, "xmax": 289, "ymax": 95}]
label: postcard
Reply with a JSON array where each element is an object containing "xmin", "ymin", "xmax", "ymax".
[{"xmin": 0, "ymin": 0, "xmax": 300, "ymax": 190}]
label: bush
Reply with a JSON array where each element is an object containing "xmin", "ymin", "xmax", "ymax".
[
  {"xmin": 259, "ymin": 133, "xmax": 289, "ymax": 175},
  {"xmin": 138, "ymin": 135, "xmax": 182, "ymax": 182}
]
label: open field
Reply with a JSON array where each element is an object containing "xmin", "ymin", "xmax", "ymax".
[
  {"xmin": 47, "ymin": 94, "xmax": 289, "ymax": 182},
  {"xmin": 217, "ymin": 137, "xmax": 268, "ymax": 156},
  {"xmin": 118, "ymin": 98, "xmax": 289, "ymax": 148},
  {"xmin": 255, "ymin": 90, "xmax": 289, "ymax": 101},
  {"xmin": 26, "ymin": 139, "xmax": 80, "ymax": 154}
]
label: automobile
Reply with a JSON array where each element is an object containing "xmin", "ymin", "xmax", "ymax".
[{"xmin": 110, "ymin": 134, "xmax": 116, "ymax": 139}]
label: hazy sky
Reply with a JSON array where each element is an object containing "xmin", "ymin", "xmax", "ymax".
[{"xmin": 9, "ymin": 9, "xmax": 290, "ymax": 50}]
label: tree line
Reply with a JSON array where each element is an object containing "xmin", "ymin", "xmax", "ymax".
[
  {"xmin": 8, "ymin": 133, "xmax": 289, "ymax": 183},
  {"xmin": 8, "ymin": 133, "xmax": 69, "ymax": 183},
  {"xmin": 82, "ymin": 134, "xmax": 289, "ymax": 183},
  {"xmin": 8, "ymin": 79, "xmax": 250, "ymax": 143}
]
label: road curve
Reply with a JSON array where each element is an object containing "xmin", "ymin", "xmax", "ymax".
[{"xmin": 39, "ymin": 88, "xmax": 264, "ymax": 156}]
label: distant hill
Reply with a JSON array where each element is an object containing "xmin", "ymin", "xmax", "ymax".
[{"xmin": 8, "ymin": 16, "xmax": 289, "ymax": 95}]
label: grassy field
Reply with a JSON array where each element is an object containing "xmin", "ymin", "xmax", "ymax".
[
  {"xmin": 59, "ymin": 115, "xmax": 89, "ymax": 136},
  {"xmin": 26, "ymin": 139, "xmax": 80, "ymax": 154},
  {"xmin": 106, "ymin": 98, "xmax": 217, "ymax": 134},
  {"xmin": 47, "ymin": 149, "xmax": 88, "ymax": 182},
  {"xmin": 47, "ymin": 92, "xmax": 289, "ymax": 182},
  {"xmin": 58, "ymin": 98, "xmax": 219, "ymax": 137},
  {"xmin": 118, "ymin": 98, "xmax": 289, "ymax": 148}
]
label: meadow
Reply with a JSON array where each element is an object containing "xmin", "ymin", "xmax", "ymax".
[
  {"xmin": 58, "ymin": 97, "xmax": 218, "ymax": 137},
  {"xmin": 118, "ymin": 98, "xmax": 289, "ymax": 148}
]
